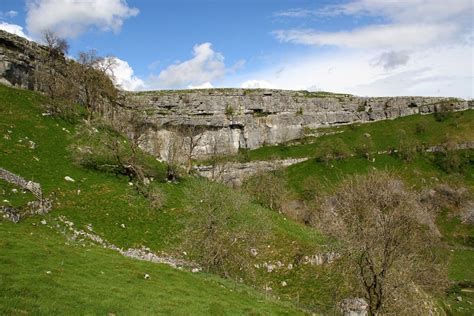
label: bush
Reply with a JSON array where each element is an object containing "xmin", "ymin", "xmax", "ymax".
[
  {"xmin": 183, "ymin": 179, "xmax": 267, "ymax": 278},
  {"xmin": 139, "ymin": 185, "xmax": 166, "ymax": 209},
  {"xmin": 69, "ymin": 121, "xmax": 165, "ymax": 181},
  {"xmin": 353, "ymin": 135, "xmax": 374, "ymax": 159},
  {"xmin": 433, "ymin": 148, "xmax": 471, "ymax": 174},
  {"xmin": 314, "ymin": 171, "xmax": 448, "ymax": 314},
  {"xmin": 314, "ymin": 138, "xmax": 351, "ymax": 163},
  {"xmin": 414, "ymin": 121, "xmax": 428, "ymax": 134},
  {"xmin": 42, "ymin": 99, "xmax": 83, "ymax": 123},
  {"xmin": 242, "ymin": 171, "xmax": 289, "ymax": 212},
  {"xmin": 434, "ymin": 103, "xmax": 453, "ymax": 122}
]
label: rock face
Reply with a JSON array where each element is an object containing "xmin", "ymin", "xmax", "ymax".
[
  {"xmin": 125, "ymin": 90, "xmax": 472, "ymax": 158},
  {"xmin": 0, "ymin": 30, "xmax": 48, "ymax": 89},
  {"xmin": 194, "ymin": 158, "xmax": 308, "ymax": 186}
]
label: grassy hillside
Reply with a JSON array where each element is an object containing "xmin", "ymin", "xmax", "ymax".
[
  {"xmin": 0, "ymin": 218, "xmax": 299, "ymax": 315},
  {"xmin": 1, "ymin": 84, "xmax": 473, "ymax": 314}
]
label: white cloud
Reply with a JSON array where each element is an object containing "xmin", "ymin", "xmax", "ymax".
[
  {"xmin": 321, "ymin": 0, "xmax": 473, "ymax": 24},
  {"xmin": 274, "ymin": 8, "xmax": 313, "ymax": 18},
  {"xmin": 151, "ymin": 43, "xmax": 226, "ymax": 89},
  {"xmin": 0, "ymin": 22, "xmax": 31, "ymax": 40},
  {"xmin": 274, "ymin": 23, "xmax": 459, "ymax": 50},
  {"xmin": 266, "ymin": 0, "xmax": 473, "ymax": 98},
  {"xmin": 241, "ymin": 80, "xmax": 274, "ymax": 89},
  {"xmin": 104, "ymin": 57, "xmax": 144, "ymax": 91},
  {"xmin": 188, "ymin": 82, "xmax": 214, "ymax": 89},
  {"xmin": 235, "ymin": 45, "xmax": 473, "ymax": 99},
  {"xmin": 274, "ymin": 0, "xmax": 472, "ymax": 50},
  {"xmin": 26, "ymin": 0, "xmax": 139, "ymax": 38},
  {"xmin": 0, "ymin": 10, "xmax": 18, "ymax": 18}
]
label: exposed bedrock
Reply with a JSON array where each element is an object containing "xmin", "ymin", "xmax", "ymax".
[{"xmin": 124, "ymin": 90, "xmax": 472, "ymax": 158}]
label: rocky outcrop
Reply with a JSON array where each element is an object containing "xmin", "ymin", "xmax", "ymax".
[
  {"xmin": 0, "ymin": 167, "xmax": 52, "ymax": 222},
  {"xmin": 340, "ymin": 298, "xmax": 368, "ymax": 316},
  {"xmin": 126, "ymin": 90, "xmax": 472, "ymax": 158},
  {"xmin": 194, "ymin": 158, "xmax": 308, "ymax": 186},
  {"xmin": 0, "ymin": 30, "xmax": 48, "ymax": 89}
]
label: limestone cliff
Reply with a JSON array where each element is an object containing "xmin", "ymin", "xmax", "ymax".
[
  {"xmin": 124, "ymin": 90, "xmax": 471, "ymax": 157},
  {"xmin": 0, "ymin": 30, "xmax": 48, "ymax": 89}
]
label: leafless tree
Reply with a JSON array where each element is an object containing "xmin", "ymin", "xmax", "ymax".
[
  {"xmin": 35, "ymin": 30, "xmax": 72, "ymax": 100},
  {"xmin": 73, "ymin": 50, "xmax": 118, "ymax": 119},
  {"xmin": 311, "ymin": 171, "xmax": 447, "ymax": 315},
  {"xmin": 175, "ymin": 124, "xmax": 206, "ymax": 174}
]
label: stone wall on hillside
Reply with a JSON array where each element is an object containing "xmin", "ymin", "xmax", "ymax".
[
  {"xmin": 0, "ymin": 167, "xmax": 43, "ymax": 199},
  {"xmin": 123, "ymin": 90, "xmax": 472, "ymax": 158}
]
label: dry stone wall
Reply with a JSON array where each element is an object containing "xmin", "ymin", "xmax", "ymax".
[{"xmin": 0, "ymin": 167, "xmax": 43, "ymax": 199}]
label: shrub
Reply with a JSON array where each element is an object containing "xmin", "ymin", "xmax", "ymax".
[
  {"xmin": 354, "ymin": 135, "xmax": 374, "ymax": 159},
  {"xmin": 433, "ymin": 146, "xmax": 471, "ymax": 174},
  {"xmin": 69, "ymin": 121, "xmax": 164, "ymax": 181},
  {"xmin": 314, "ymin": 138, "xmax": 351, "ymax": 163},
  {"xmin": 314, "ymin": 171, "xmax": 448, "ymax": 314},
  {"xmin": 225, "ymin": 104, "xmax": 235, "ymax": 117},
  {"xmin": 242, "ymin": 171, "xmax": 289, "ymax": 212},
  {"xmin": 183, "ymin": 179, "xmax": 267, "ymax": 278},
  {"xmin": 434, "ymin": 103, "xmax": 453, "ymax": 122},
  {"xmin": 43, "ymin": 100, "xmax": 83, "ymax": 123},
  {"xmin": 140, "ymin": 185, "xmax": 167, "ymax": 209},
  {"xmin": 414, "ymin": 121, "xmax": 428, "ymax": 135}
]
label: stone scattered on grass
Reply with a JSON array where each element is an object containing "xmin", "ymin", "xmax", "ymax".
[{"xmin": 64, "ymin": 176, "xmax": 75, "ymax": 182}]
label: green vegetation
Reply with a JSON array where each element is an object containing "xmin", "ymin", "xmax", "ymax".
[
  {"xmin": 1, "ymin": 84, "xmax": 473, "ymax": 314},
  {"xmin": 242, "ymin": 109, "xmax": 474, "ymax": 161},
  {"xmin": 0, "ymin": 219, "xmax": 300, "ymax": 315},
  {"xmin": 0, "ymin": 84, "xmax": 326, "ymax": 313}
]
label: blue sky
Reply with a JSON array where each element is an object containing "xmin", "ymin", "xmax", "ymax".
[{"xmin": 1, "ymin": 0, "xmax": 473, "ymax": 98}]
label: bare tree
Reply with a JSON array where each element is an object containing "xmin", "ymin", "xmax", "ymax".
[
  {"xmin": 175, "ymin": 124, "xmax": 206, "ymax": 174},
  {"xmin": 73, "ymin": 50, "xmax": 117, "ymax": 119},
  {"xmin": 35, "ymin": 30, "xmax": 72, "ymax": 100},
  {"xmin": 312, "ymin": 171, "xmax": 447, "ymax": 315},
  {"xmin": 43, "ymin": 29, "xmax": 69, "ymax": 56}
]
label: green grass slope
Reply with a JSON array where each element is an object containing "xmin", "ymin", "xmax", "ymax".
[
  {"xmin": 0, "ymin": 218, "xmax": 299, "ymax": 315},
  {"xmin": 1, "ymin": 84, "xmax": 473, "ymax": 314}
]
